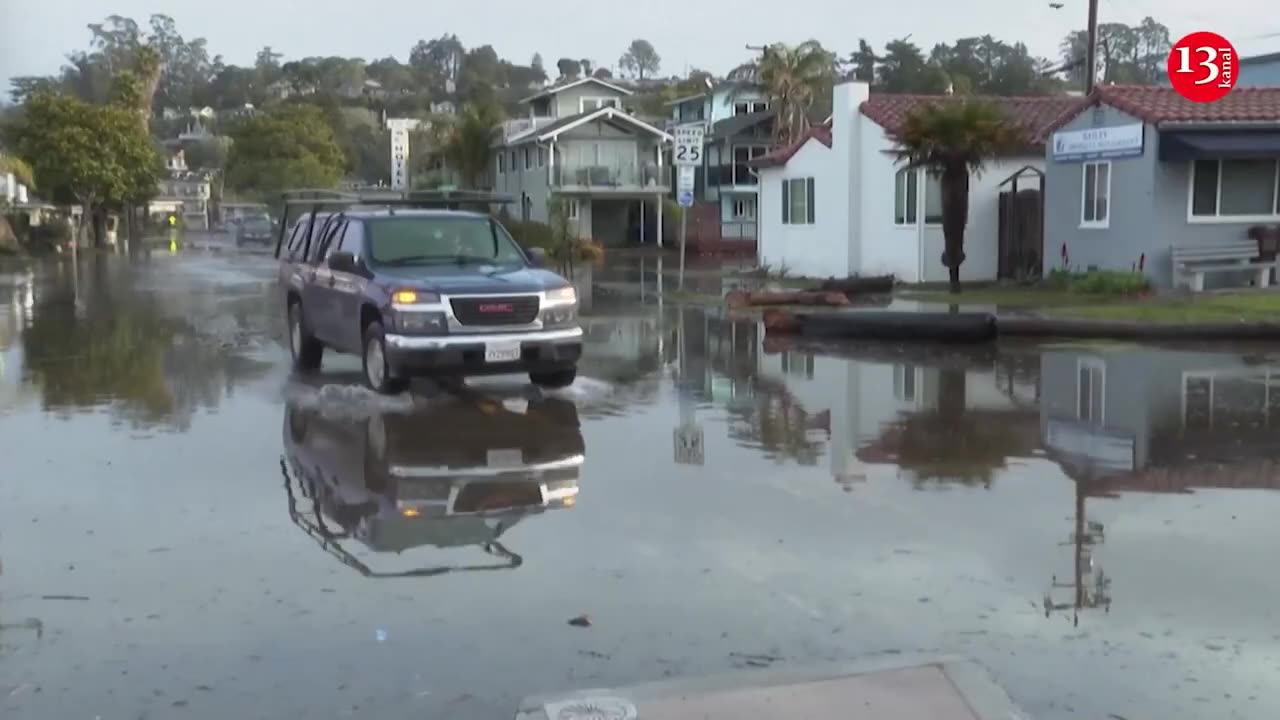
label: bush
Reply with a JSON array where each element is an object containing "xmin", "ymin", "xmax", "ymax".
[
  {"xmin": 504, "ymin": 219, "xmax": 555, "ymax": 251},
  {"xmin": 1059, "ymin": 270, "xmax": 1150, "ymax": 296}
]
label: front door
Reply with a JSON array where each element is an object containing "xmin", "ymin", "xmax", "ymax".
[{"xmin": 327, "ymin": 220, "xmax": 369, "ymax": 353}]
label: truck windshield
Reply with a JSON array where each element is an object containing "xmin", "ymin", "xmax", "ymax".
[{"xmin": 367, "ymin": 216, "xmax": 526, "ymax": 266}]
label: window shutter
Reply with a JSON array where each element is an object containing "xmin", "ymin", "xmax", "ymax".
[
  {"xmin": 806, "ymin": 178, "xmax": 815, "ymax": 224},
  {"xmin": 782, "ymin": 180, "xmax": 790, "ymax": 224}
]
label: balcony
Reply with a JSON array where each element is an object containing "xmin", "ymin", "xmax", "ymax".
[
  {"xmin": 553, "ymin": 163, "xmax": 669, "ymax": 192},
  {"xmin": 501, "ymin": 117, "xmax": 556, "ymax": 143}
]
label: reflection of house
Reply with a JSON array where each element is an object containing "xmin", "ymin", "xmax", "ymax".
[
  {"xmin": 1040, "ymin": 348, "xmax": 1280, "ymax": 492},
  {"xmin": 754, "ymin": 81, "xmax": 1078, "ymax": 280},
  {"xmin": 493, "ymin": 77, "xmax": 672, "ymax": 246},
  {"xmin": 148, "ymin": 148, "xmax": 211, "ymax": 229}
]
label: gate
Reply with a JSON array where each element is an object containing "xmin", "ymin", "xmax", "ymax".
[{"xmin": 997, "ymin": 166, "xmax": 1045, "ymax": 281}]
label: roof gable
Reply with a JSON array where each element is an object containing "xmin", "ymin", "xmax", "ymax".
[
  {"xmin": 533, "ymin": 107, "xmax": 671, "ymax": 142},
  {"xmin": 753, "ymin": 122, "xmax": 832, "ymax": 168},
  {"xmin": 520, "ymin": 77, "xmax": 634, "ymax": 104},
  {"xmin": 860, "ymin": 94, "xmax": 1082, "ymax": 146},
  {"xmin": 1043, "ymin": 85, "xmax": 1280, "ymax": 133}
]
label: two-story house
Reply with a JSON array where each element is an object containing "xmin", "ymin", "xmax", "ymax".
[
  {"xmin": 665, "ymin": 82, "xmax": 773, "ymax": 254},
  {"xmin": 492, "ymin": 77, "xmax": 672, "ymax": 246},
  {"xmin": 148, "ymin": 147, "xmax": 211, "ymax": 229}
]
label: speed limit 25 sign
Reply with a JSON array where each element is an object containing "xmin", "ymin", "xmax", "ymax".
[
  {"xmin": 1167, "ymin": 31, "xmax": 1238, "ymax": 103},
  {"xmin": 673, "ymin": 124, "xmax": 705, "ymax": 167}
]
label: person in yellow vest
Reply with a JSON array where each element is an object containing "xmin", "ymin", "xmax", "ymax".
[{"xmin": 168, "ymin": 214, "xmax": 178, "ymax": 254}]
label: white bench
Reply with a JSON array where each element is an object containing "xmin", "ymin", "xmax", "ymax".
[{"xmin": 1171, "ymin": 241, "xmax": 1277, "ymax": 291}]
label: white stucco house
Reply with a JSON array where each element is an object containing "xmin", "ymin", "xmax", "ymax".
[{"xmin": 753, "ymin": 82, "xmax": 1079, "ymax": 281}]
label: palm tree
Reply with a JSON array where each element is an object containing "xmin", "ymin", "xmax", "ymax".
[
  {"xmin": 441, "ymin": 103, "xmax": 503, "ymax": 189},
  {"xmin": 729, "ymin": 41, "xmax": 837, "ymax": 146},
  {"xmin": 891, "ymin": 101, "xmax": 1020, "ymax": 293}
]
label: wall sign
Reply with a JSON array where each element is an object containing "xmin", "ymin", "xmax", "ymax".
[{"xmin": 1052, "ymin": 123, "xmax": 1144, "ymax": 162}]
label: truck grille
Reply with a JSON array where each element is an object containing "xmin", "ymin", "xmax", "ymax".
[{"xmin": 450, "ymin": 296, "xmax": 540, "ymax": 326}]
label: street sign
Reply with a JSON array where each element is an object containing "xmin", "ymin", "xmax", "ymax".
[
  {"xmin": 673, "ymin": 423, "xmax": 704, "ymax": 465},
  {"xmin": 676, "ymin": 166, "xmax": 695, "ymax": 207},
  {"xmin": 673, "ymin": 123, "xmax": 705, "ymax": 167},
  {"xmin": 386, "ymin": 118, "xmax": 422, "ymax": 191}
]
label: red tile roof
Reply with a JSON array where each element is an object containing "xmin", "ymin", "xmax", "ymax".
[
  {"xmin": 859, "ymin": 94, "xmax": 1083, "ymax": 145},
  {"xmin": 753, "ymin": 122, "xmax": 831, "ymax": 168},
  {"xmin": 1047, "ymin": 85, "xmax": 1280, "ymax": 131}
]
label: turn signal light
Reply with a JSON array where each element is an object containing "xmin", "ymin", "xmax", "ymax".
[{"xmin": 393, "ymin": 290, "xmax": 418, "ymax": 304}]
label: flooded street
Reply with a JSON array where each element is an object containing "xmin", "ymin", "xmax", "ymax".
[{"xmin": 3, "ymin": 250, "xmax": 1280, "ymax": 720}]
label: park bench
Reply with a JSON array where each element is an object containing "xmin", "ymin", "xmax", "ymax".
[{"xmin": 1171, "ymin": 240, "xmax": 1277, "ymax": 291}]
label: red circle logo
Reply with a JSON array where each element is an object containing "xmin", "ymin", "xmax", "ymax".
[{"xmin": 1167, "ymin": 32, "xmax": 1238, "ymax": 103}]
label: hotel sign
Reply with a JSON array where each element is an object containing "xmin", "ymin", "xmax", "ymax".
[{"xmin": 1052, "ymin": 123, "xmax": 1144, "ymax": 162}]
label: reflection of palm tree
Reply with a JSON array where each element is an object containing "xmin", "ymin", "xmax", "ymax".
[
  {"xmin": 727, "ymin": 376, "xmax": 830, "ymax": 465},
  {"xmin": 878, "ymin": 371, "xmax": 1039, "ymax": 488}
]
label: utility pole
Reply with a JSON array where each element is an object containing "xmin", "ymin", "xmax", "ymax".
[{"xmin": 1085, "ymin": 0, "xmax": 1100, "ymax": 93}]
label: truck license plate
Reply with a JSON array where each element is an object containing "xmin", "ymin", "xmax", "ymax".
[{"xmin": 484, "ymin": 341, "xmax": 521, "ymax": 363}]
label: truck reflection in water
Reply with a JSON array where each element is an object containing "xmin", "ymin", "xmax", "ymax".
[{"xmin": 279, "ymin": 391, "xmax": 583, "ymax": 578}]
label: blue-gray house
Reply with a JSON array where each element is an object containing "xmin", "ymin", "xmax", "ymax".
[
  {"xmin": 1043, "ymin": 85, "xmax": 1280, "ymax": 288},
  {"xmin": 1240, "ymin": 51, "xmax": 1280, "ymax": 87}
]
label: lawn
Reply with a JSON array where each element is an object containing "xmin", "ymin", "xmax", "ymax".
[{"xmin": 899, "ymin": 286, "xmax": 1280, "ymax": 323}]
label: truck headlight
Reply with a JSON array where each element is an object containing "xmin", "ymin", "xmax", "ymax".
[
  {"xmin": 540, "ymin": 305, "xmax": 577, "ymax": 327},
  {"xmin": 395, "ymin": 311, "xmax": 447, "ymax": 334},
  {"xmin": 544, "ymin": 286, "xmax": 577, "ymax": 306}
]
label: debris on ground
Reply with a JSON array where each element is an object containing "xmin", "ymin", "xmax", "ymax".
[
  {"xmin": 567, "ymin": 614, "xmax": 592, "ymax": 628},
  {"xmin": 40, "ymin": 595, "xmax": 89, "ymax": 601},
  {"xmin": 725, "ymin": 290, "xmax": 851, "ymax": 308}
]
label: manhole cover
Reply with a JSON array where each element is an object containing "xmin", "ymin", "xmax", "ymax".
[{"xmin": 543, "ymin": 696, "xmax": 638, "ymax": 720}]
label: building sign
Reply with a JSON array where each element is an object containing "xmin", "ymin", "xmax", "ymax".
[
  {"xmin": 1052, "ymin": 123, "xmax": 1144, "ymax": 162},
  {"xmin": 386, "ymin": 118, "xmax": 422, "ymax": 190}
]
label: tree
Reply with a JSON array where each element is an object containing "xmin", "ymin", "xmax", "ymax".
[
  {"xmin": 10, "ymin": 92, "xmax": 160, "ymax": 247},
  {"xmin": 593, "ymin": 68, "xmax": 613, "ymax": 80},
  {"xmin": 891, "ymin": 101, "xmax": 1020, "ymax": 293},
  {"xmin": 441, "ymin": 102, "xmax": 502, "ymax": 189},
  {"xmin": 619, "ymin": 39, "xmax": 661, "ymax": 80},
  {"xmin": 1058, "ymin": 18, "xmax": 1171, "ymax": 88},
  {"xmin": 409, "ymin": 35, "xmax": 465, "ymax": 95},
  {"xmin": 531, "ymin": 53, "xmax": 546, "ymax": 81},
  {"xmin": 730, "ymin": 41, "xmax": 837, "ymax": 146},
  {"xmin": 555, "ymin": 58, "xmax": 580, "ymax": 81},
  {"xmin": 579, "ymin": 59, "xmax": 594, "ymax": 77},
  {"xmin": 878, "ymin": 39, "xmax": 948, "ymax": 94},
  {"xmin": 849, "ymin": 40, "xmax": 877, "ymax": 83},
  {"xmin": 225, "ymin": 105, "xmax": 345, "ymax": 200}
]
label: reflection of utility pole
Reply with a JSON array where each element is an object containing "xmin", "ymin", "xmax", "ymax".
[
  {"xmin": 1044, "ymin": 480, "xmax": 1111, "ymax": 626},
  {"xmin": 673, "ymin": 306, "xmax": 703, "ymax": 465}
]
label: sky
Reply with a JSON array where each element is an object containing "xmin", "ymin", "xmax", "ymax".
[{"xmin": 1, "ymin": 0, "xmax": 1277, "ymax": 88}]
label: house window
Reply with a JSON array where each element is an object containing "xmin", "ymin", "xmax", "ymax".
[
  {"xmin": 780, "ymin": 352, "xmax": 815, "ymax": 379},
  {"xmin": 923, "ymin": 172, "xmax": 943, "ymax": 225},
  {"xmin": 732, "ymin": 198, "xmax": 755, "ymax": 219},
  {"xmin": 733, "ymin": 101, "xmax": 767, "ymax": 116},
  {"xmin": 1077, "ymin": 358, "xmax": 1105, "ymax": 425},
  {"xmin": 894, "ymin": 168, "xmax": 917, "ymax": 225},
  {"xmin": 731, "ymin": 146, "xmax": 767, "ymax": 185},
  {"xmin": 524, "ymin": 148, "xmax": 532, "ymax": 170},
  {"xmin": 538, "ymin": 146, "xmax": 547, "ymax": 167},
  {"xmin": 498, "ymin": 154, "xmax": 505, "ymax": 174},
  {"xmin": 510, "ymin": 151, "xmax": 517, "ymax": 172},
  {"xmin": 565, "ymin": 199, "xmax": 579, "ymax": 220},
  {"xmin": 1190, "ymin": 159, "xmax": 1280, "ymax": 220},
  {"xmin": 781, "ymin": 177, "xmax": 815, "ymax": 225},
  {"xmin": 1080, "ymin": 161, "xmax": 1111, "ymax": 228},
  {"xmin": 580, "ymin": 97, "xmax": 619, "ymax": 113},
  {"xmin": 893, "ymin": 364, "xmax": 917, "ymax": 402}
]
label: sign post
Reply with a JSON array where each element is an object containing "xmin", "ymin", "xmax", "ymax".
[{"xmin": 673, "ymin": 123, "xmax": 704, "ymax": 292}]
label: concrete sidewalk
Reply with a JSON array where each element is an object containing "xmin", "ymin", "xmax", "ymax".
[{"xmin": 515, "ymin": 654, "xmax": 1029, "ymax": 720}]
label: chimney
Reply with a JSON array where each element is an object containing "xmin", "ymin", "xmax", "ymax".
[{"xmin": 831, "ymin": 81, "xmax": 870, "ymax": 275}]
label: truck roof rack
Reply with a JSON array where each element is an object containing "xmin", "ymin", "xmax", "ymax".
[{"xmin": 274, "ymin": 188, "xmax": 517, "ymax": 258}]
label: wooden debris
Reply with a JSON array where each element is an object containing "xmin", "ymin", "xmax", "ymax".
[
  {"xmin": 818, "ymin": 275, "xmax": 895, "ymax": 295},
  {"xmin": 725, "ymin": 290, "xmax": 851, "ymax": 308}
]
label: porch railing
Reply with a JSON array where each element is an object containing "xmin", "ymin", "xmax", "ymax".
[
  {"xmin": 721, "ymin": 221, "xmax": 757, "ymax": 239},
  {"xmin": 553, "ymin": 163, "xmax": 669, "ymax": 189}
]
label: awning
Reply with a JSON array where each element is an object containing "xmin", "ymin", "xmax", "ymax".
[{"xmin": 1159, "ymin": 130, "xmax": 1280, "ymax": 161}]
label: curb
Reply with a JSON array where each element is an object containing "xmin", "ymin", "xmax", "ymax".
[{"xmin": 514, "ymin": 653, "xmax": 1030, "ymax": 720}]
